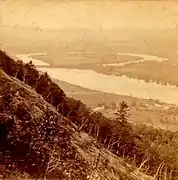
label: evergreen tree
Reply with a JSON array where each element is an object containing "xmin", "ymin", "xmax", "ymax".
[
  {"xmin": 15, "ymin": 60, "xmax": 25, "ymax": 81},
  {"xmin": 24, "ymin": 61, "xmax": 39, "ymax": 88},
  {"xmin": 116, "ymin": 101, "xmax": 130, "ymax": 123}
]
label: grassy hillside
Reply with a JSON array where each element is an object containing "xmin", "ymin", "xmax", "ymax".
[
  {"xmin": 0, "ymin": 50, "xmax": 178, "ymax": 179},
  {"xmin": 0, "ymin": 67, "xmax": 154, "ymax": 179}
]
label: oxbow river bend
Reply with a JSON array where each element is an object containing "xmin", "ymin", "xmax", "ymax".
[{"xmin": 16, "ymin": 53, "xmax": 178, "ymax": 105}]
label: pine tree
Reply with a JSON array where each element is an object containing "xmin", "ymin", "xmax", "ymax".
[
  {"xmin": 116, "ymin": 101, "xmax": 130, "ymax": 123},
  {"xmin": 24, "ymin": 61, "xmax": 39, "ymax": 88}
]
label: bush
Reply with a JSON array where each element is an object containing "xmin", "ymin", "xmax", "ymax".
[{"xmin": 1, "ymin": 50, "xmax": 178, "ymax": 179}]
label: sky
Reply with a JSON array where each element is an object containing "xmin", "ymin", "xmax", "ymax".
[{"xmin": 1, "ymin": 0, "xmax": 178, "ymax": 29}]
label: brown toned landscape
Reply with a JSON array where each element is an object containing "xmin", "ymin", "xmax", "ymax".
[{"xmin": 1, "ymin": 0, "xmax": 178, "ymax": 179}]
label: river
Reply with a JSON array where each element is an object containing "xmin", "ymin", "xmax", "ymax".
[{"xmin": 16, "ymin": 53, "xmax": 178, "ymax": 105}]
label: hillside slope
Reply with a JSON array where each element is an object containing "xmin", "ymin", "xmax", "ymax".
[
  {"xmin": 2, "ymin": 49, "xmax": 178, "ymax": 179},
  {"xmin": 0, "ymin": 70, "xmax": 153, "ymax": 179}
]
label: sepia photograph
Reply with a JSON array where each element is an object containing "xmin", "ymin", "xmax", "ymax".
[{"xmin": 0, "ymin": 0, "xmax": 178, "ymax": 179}]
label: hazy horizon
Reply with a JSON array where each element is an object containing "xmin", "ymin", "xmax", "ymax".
[{"xmin": 1, "ymin": 0, "xmax": 178, "ymax": 30}]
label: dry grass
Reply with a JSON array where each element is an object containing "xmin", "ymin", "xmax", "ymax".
[
  {"xmin": 0, "ymin": 70, "xmax": 154, "ymax": 180},
  {"xmin": 72, "ymin": 132, "xmax": 154, "ymax": 180}
]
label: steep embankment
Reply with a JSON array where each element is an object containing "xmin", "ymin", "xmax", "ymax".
[
  {"xmin": 0, "ymin": 69, "xmax": 152, "ymax": 179},
  {"xmin": 1, "ymin": 50, "xmax": 178, "ymax": 179},
  {"xmin": 0, "ymin": 69, "xmax": 88, "ymax": 179}
]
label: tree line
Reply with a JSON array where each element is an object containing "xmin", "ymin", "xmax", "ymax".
[{"xmin": 1, "ymin": 50, "xmax": 178, "ymax": 179}]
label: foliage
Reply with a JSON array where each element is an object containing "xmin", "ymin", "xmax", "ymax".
[
  {"xmin": 0, "ymin": 77, "xmax": 90, "ymax": 179},
  {"xmin": 1, "ymin": 50, "xmax": 178, "ymax": 179}
]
